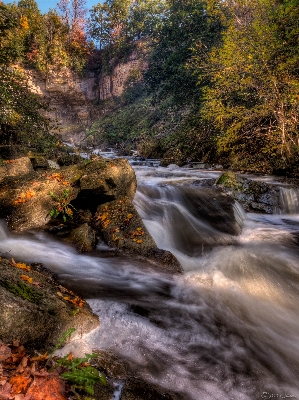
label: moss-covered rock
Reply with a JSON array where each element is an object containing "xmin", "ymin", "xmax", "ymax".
[
  {"xmin": 216, "ymin": 171, "xmax": 281, "ymax": 213},
  {"xmin": 0, "ymin": 257, "xmax": 99, "ymax": 350},
  {"xmin": 93, "ymin": 197, "xmax": 182, "ymax": 274},
  {"xmin": 69, "ymin": 223, "xmax": 96, "ymax": 252}
]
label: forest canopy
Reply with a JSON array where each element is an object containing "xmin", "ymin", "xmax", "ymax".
[{"xmin": 1, "ymin": 0, "xmax": 299, "ymax": 174}]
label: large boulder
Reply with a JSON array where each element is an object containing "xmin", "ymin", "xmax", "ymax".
[
  {"xmin": 92, "ymin": 351, "xmax": 185, "ymax": 400},
  {"xmin": 216, "ymin": 171, "xmax": 281, "ymax": 214},
  {"xmin": 0, "ymin": 257, "xmax": 99, "ymax": 350},
  {"xmin": 0, "ymin": 156, "xmax": 182, "ymax": 273},
  {"xmin": 93, "ymin": 197, "xmax": 182, "ymax": 274},
  {"xmin": 0, "ymin": 157, "xmax": 136, "ymax": 232}
]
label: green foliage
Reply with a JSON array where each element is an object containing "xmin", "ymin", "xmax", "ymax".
[
  {"xmin": 47, "ymin": 327, "xmax": 76, "ymax": 364},
  {"xmin": 54, "ymin": 353, "xmax": 106, "ymax": 395},
  {"xmin": 0, "ymin": 66, "xmax": 58, "ymax": 153},
  {"xmin": 49, "ymin": 189, "xmax": 76, "ymax": 222},
  {"xmin": 145, "ymin": 0, "xmax": 222, "ymax": 105},
  {"xmin": 193, "ymin": 0, "xmax": 299, "ymax": 172},
  {"xmin": 0, "ymin": 279, "xmax": 43, "ymax": 303}
]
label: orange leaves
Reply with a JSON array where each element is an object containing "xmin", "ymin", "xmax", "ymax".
[
  {"xmin": 14, "ymin": 191, "xmax": 35, "ymax": 205},
  {"xmin": 95, "ymin": 212, "xmax": 111, "ymax": 229},
  {"xmin": 48, "ymin": 173, "xmax": 64, "ymax": 182},
  {"xmin": 0, "ymin": 342, "xmax": 67, "ymax": 400},
  {"xmin": 63, "ymin": 296, "xmax": 84, "ymax": 308},
  {"xmin": 21, "ymin": 275, "xmax": 33, "ymax": 284},
  {"xmin": 10, "ymin": 259, "xmax": 30, "ymax": 272},
  {"xmin": 9, "ymin": 375, "xmax": 31, "ymax": 395},
  {"xmin": 128, "ymin": 227, "xmax": 144, "ymax": 243},
  {"xmin": 24, "ymin": 374, "xmax": 66, "ymax": 400},
  {"xmin": 56, "ymin": 291, "xmax": 84, "ymax": 308}
]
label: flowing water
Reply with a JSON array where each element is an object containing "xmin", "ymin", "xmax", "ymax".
[{"xmin": 1, "ymin": 159, "xmax": 299, "ymax": 400}]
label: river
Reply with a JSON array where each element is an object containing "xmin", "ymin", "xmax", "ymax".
[{"xmin": 0, "ymin": 156, "xmax": 299, "ymax": 400}]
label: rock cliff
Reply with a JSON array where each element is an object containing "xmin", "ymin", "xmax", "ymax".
[{"xmin": 25, "ymin": 52, "xmax": 146, "ymax": 144}]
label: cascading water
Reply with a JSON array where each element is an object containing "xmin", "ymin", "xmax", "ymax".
[{"xmin": 1, "ymin": 160, "xmax": 299, "ymax": 399}]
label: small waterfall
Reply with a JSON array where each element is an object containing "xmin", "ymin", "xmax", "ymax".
[{"xmin": 279, "ymin": 187, "xmax": 299, "ymax": 214}]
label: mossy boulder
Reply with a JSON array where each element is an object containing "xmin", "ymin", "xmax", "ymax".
[
  {"xmin": 69, "ymin": 223, "xmax": 96, "ymax": 252},
  {"xmin": 93, "ymin": 197, "xmax": 182, "ymax": 274},
  {"xmin": 216, "ymin": 171, "xmax": 281, "ymax": 213},
  {"xmin": 0, "ymin": 257, "xmax": 99, "ymax": 350}
]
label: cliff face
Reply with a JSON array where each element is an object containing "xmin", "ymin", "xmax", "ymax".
[
  {"xmin": 99, "ymin": 54, "xmax": 146, "ymax": 99},
  {"xmin": 25, "ymin": 52, "xmax": 146, "ymax": 144},
  {"xmin": 26, "ymin": 66, "xmax": 98, "ymax": 144}
]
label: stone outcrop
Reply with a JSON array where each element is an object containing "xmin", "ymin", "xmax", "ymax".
[
  {"xmin": 0, "ymin": 257, "xmax": 99, "ymax": 350},
  {"xmin": 0, "ymin": 155, "xmax": 182, "ymax": 273},
  {"xmin": 215, "ymin": 171, "xmax": 281, "ymax": 213},
  {"xmin": 99, "ymin": 54, "xmax": 147, "ymax": 100},
  {"xmin": 26, "ymin": 66, "xmax": 98, "ymax": 144},
  {"xmin": 92, "ymin": 351, "xmax": 185, "ymax": 400},
  {"xmin": 24, "ymin": 51, "xmax": 146, "ymax": 144}
]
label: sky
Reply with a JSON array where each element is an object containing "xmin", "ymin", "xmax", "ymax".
[{"xmin": 3, "ymin": 0, "xmax": 99, "ymax": 14}]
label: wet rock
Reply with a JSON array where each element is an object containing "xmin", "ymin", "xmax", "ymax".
[
  {"xmin": 0, "ymin": 158, "xmax": 135, "ymax": 232},
  {"xmin": 0, "ymin": 157, "xmax": 181, "ymax": 274},
  {"xmin": 69, "ymin": 223, "xmax": 96, "ymax": 252},
  {"xmin": 216, "ymin": 171, "xmax": 281, "ymax": 214},
  {"xmin": 93, "ymin": 197, "xmax": 182, "ymax": 274},
  {"xmin": 92, "ymin": 351, "xmax": 185, "ymax": 400},
  {"xmin": 0, "ymin": 257, "xmax": 99, "ymax": 350}
]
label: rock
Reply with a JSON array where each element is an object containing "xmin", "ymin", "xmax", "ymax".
[
  {"xmin": 216, "ymin": 171, "xmax": 281, "ymax": 213},
  {"xmin": 1, "ymin": 157, "xmax": 34, "ymax": 179},
  {"xmin": 93, "ymin": 197, "xmax": 182, "ymax": 274},
  {"xmin": 30, "ymin": 156, "xmax": 49, "ymax": 170},
  {"xmin": 0, "ymin": 257, "xmax": 99, "ymax": 350},
  {"xmin": 0, "ymin": 158, "xmax": 135, "ymax": 232},
  {"xmin": 56, "ymin": 154, "xmax": 83, "ymax": 166},
  {"xmin": 0, "ymin": 157, "xmax": 181, "ymax": 274},
  {"xmin": 69, "ymin": 223, "xmax": 96, "ymax": 252},
  {"xmin": 47, "ymin": 160, "xmax": 60, "ymax": 169},
  {"xmin": 79, "ymin": 157, "xmax": 137, "ymax": 201},
  {"xmin": 92, "ymin": 351, "xmax": 185, "ymax": 400}
]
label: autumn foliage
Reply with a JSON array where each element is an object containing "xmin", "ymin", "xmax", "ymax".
[{"xmin": 0, "ymin": 341, "xmax": 67, "ymax": 400}]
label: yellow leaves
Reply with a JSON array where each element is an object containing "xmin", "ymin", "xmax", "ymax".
[
  {"xmin": 97, "ymin": 213, "xmax": 108, "ymax": 221},
  {"xmin": 123, "ymin": 213, "xmax": 134, "ymax": 224},
  {"xmin": 11, "ymin": 259, "xmax": 31, "ymax": 272},
  {"xmin": 95, "ymin": 212, "xmax": 111, "ymax": 229},
  {"xmin": 20, "ymin": 15, "xmax": 29, "ymax": 30},
  {"xmin": 128, "ymin": 227, "xmax": 144, "ymax": 244},
  {"xmin": 21, "ymin": 275, "xmax": 33, "ymax": 284},
  {"xmin": 14, "ymin": 191, "xmax": 35, "ymax": 205},
  {"xmin": 102, "ymin": 219, "xmax": 111, "ymax": 229},
  {"xmin": 56, "ymin": 291, "xmax": 84, "ymax": 308}
]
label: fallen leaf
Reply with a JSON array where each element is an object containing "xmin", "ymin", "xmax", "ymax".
[
  {"xmin": 23, "ymin": 374, "xmax": 66, "ymax": 400},
  {"xmin": 0, "ymin": 345, "xmax": 11, "ymax": 362},
  {"xmin": 21, "ymin": 275, "xmax": 33, "ymax": 284},
  {"xmin": 0, "ymin": 381, "xmax": 12, "ymax": 399},
  {"xmin": 9, "ymin": 375, "xmax": 32, "ymax": 395},
  {"xmin": 30, "ymin": 353, "xmax": 48, "ymax": 363},
  {"xmin": 15, "ymin": 263, "xmax": 31, "ymax": 272}
]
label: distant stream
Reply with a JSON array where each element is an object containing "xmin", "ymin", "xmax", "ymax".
[{"xmin": 1, "ymin": 153, "xmax": 299, "ymax": 400}]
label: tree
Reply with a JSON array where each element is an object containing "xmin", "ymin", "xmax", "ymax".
[
  {"xmin": 145, "ymin": 0, "xmax": 222, "ymax": 105},
  {"xmin": 193, "ymin": 0, "xmax": 299, "ymax": 171}
]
